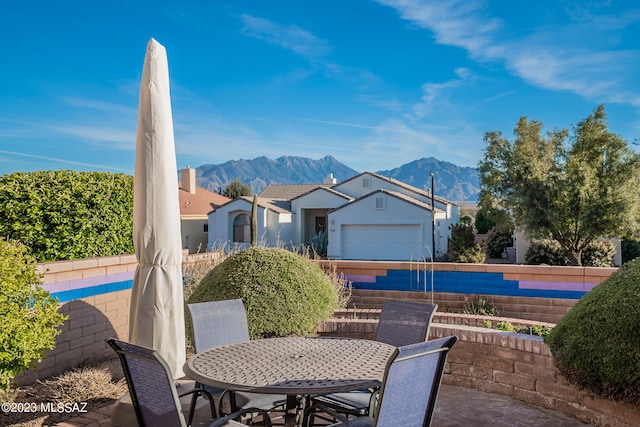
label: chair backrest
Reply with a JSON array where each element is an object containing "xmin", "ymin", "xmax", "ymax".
[
  {"xmin": 187, "ymin": 299, "xmax": 251, "ymax": 353},
  {"xmin": 375, "ymin": 299, "xmax": 437, "ymax": 347},
  {"xmin": 107, "ymin": 338, "xmax": 186, "ymax": 427},
  {"xmin": 373, "ymin": 336, "xmax": 457, "ymax": 427}
]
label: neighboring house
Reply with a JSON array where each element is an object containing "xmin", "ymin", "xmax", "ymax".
[
  {"xmin": 207, "ymin": 172, "xmax": 460, "ymax": 261},
  {"xmin": 179, "ymin": 167, "xmax": 230, "ymax": 253}
]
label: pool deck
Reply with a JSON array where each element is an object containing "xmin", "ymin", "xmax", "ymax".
[{"xmin": 52, "ymin": 384, "xmax": 589, "ymax": 426}]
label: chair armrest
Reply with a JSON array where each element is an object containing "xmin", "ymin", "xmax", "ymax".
[
  {"xmin": 209, "ymin": 407, "xmax": 273, "ymax": 427},
  {"xmin": 178, "ymin": 387, "xmax": 217, "ymax": 421}
]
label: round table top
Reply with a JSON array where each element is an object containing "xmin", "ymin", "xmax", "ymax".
[{"xmin": 184, "ymin": 337, "xmax": 396, "ymax": 395}]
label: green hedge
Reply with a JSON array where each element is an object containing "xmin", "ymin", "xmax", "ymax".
[
  {"xmin": 187, "ymin": 247, "xmax": 339, "ymax": 339},
  {"xmin": 0, "ymin": 171, "xmax": 134, "ymax": 262},
  {"xmin": 545, "ymin": 258, "xmax": 640, "ymax": 405}
]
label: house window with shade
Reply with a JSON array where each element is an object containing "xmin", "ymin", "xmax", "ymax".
[{"xmin": 233, "ymin": 213, "xmax": 250, "ymax": 243}]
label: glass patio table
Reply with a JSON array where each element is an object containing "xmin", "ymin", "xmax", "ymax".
[{"xmin": 184, "ymin": 336, "xmax": 396, "ymax": 427}]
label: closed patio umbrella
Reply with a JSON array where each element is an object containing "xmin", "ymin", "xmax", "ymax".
[{"xmin": 129, "ymin": 38, "xmax": 185, "ymax": 379}]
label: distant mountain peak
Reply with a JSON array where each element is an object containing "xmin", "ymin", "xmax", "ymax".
[{"xmin": 194, "ymin": 155, "xmax": 479, "ymax": 202}]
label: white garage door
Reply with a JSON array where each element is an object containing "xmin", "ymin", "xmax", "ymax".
[{"xmin": 341, "ymin": 224, "xmax": 421, "ymax": 260}]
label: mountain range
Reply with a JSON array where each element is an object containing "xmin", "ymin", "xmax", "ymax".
[{"xmin": 194, "ymin": 155, "xmax": 480, "ymax": 202}]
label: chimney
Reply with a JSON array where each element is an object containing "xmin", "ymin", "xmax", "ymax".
[
  {"xmin": 323, "ymin": 173, "xmax": 337, "ymax": 185},
  {"xmin": 181, "ymin": 166, "xmax": 196, "ymax": 194}
]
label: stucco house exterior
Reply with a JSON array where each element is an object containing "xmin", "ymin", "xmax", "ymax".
[
  {"xmin": 207, "ymin": 172, "xmax": 460, "ymax": 261},
  {"xmin": 179, "ymin": 167, "xmax": 230, "ymax": 253}
]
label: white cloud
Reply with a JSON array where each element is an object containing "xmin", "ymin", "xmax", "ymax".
[
  {"xmin": 60, "ymin": 97, "xmax": 137, "ymax": 116},
  {"xmin": 374, "ymin": 0, "xmax": 640, "ymax": 107},
  {"xmin": 48, "ymin": 124, "xmax": 135, "ymax": 149},
  {"xmin": 411, "ymin": 68, "xmax": 475, "ymax": 119},
  {"xmin": 240, "ymin": 14, "xmax": 331, "ymax": 59},
  {"xmin": 0, "ymin": 149, "xmax": 131, "ymax": 172}
]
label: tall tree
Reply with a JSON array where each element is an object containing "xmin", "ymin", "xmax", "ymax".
[
  {"xmin": 222, "ymin": 179, "xmax": 252, "ymax": 199},
  {"xmin": 478, "ymin": 105, "xmax": 640, "ymax": 266}
]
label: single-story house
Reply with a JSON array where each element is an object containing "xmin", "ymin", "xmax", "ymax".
[
  {"xmin": 207, "ymin": 172, "xmax": 460, "ymax": 261},
  {"xmin": 179, "ymin": 167, "xmax": 230, "ymax": 253}
]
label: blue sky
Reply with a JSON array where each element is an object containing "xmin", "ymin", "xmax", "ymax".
[{"xmin": 1, "ymin": 0, "xmax": 639, "ymax": 175}]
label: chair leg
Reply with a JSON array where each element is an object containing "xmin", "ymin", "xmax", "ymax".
[{"xmin": 187, "ymin": 381, "xmax": 200, "ymax": 426}]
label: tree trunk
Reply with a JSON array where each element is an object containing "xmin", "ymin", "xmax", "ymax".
[{"xmin": 566, "ymin": 250, "xmax": 582, "ymax": 266}]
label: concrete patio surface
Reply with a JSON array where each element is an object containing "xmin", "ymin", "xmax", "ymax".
[{"xmin": 52, "ymin": 384, "xmax": 589, "ymax": 426}]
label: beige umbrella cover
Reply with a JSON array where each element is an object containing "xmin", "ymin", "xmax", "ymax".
[{"xmin": 129, "ymin": 38, "xmax": 185, "ymax": 378}]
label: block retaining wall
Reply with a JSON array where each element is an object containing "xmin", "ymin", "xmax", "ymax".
[
  {"xmin": 347, "ymin": 289, "xmax": 578, "ymax": 324},
  {"xmin": 18, "ymin": 256, "xmax": 630, "ymax": 426},
  {"xmin": 318, "ymin": 260, "xmax": 615, "ymax": 324},
  {"xmin": 317, "ymin": 309, "xmax": 640, "ymax": 427}
]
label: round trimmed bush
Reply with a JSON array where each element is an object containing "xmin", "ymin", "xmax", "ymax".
[
  {"xmin": 187, "ymin": 247, "xmax": 339, "ymax": 339},
  {"xmin": 545, "ymin": 257, "xmax": 640, "ymax": 404}
]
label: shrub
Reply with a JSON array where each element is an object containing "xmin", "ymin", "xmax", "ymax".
[
  {"xmin": 0, "ymin": 171, "xmax": 134, "ymax": 262},
  {"xmin": 187, "ymin": 247, "xmax": 339, "ymax": 339},
  {"xmin": 581, "ymin": 240, "xmax": 616, "ymax": 267},
  {"xmin": 621, "ymin": 239, "xmax": 640, "ymax": 264},
  {"xmin": 0, "ymin": 239, "xmax": 67, "ymax": 398},
  {"xmin": 525, "ymin": 239, "xmax": 570, "ymax": 265},
  {"xmin": 494, "ymin": 321, "xmax": 551, "ymax": 337},
  {"xmin": 463, "ymin": 295, "xmax": 499, "ymax": 316},
  {"xmin": 448, "ymin": 223, "xmax": 485, "ymax": 263},
  {"xmin": 526, "ymin": 239, "xmax": 616, "ymax": 267},
  {"xmin": 485, "ymin": 228, "xmax": 514, "ymax": 259},
  {"xmin": 545, "ymin": 257, "xmax": 640, "ymax": 404},
  {"xmin": 310, "ymin": 231, "xmax": 328, "ymax": 256}
]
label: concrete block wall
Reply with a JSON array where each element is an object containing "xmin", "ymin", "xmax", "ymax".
[
  {"xmin": 318, "ymin": 260, "xmax": 615, "ymax": 300},
  {"xmin": 16, "ymin": 256, "xmax": 137, "ymax": 385},
  {"xmin": 317, "ymin": 309, "xmax": 640, "ymax": 427},
  {"xmin": 433, "ymin": 325, "xmax": 640, "ymax": 427},
  {"xmin": 348, "ymin": 289, "xmax": 578, "ymax": 324},
  {"xmin": 16, "ymin": 289, "xmax": 133, "ymax": 386},
  {"xmin": 18, "ymin": 255, "xmax": 619, "ymax": 416}
]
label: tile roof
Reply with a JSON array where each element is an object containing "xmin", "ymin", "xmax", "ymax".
[
  {"xmin": 236, "ymin": 196, "xmax": 292, "ymax": 214},
  {"xmin": 179, "ymin": 185, "xmax": 231, "ymax": 216},
  {"xmin": 259, "ymin": 184, "xmax": 332, "ymax": 200}
]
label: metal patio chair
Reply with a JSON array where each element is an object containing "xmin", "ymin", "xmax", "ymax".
[
  {"xmin": 187, "ymin": 300, "xmax": 287, "ymax": 418},
  {"xmin": 303, "ymin": 336, "xmax": 458, "ymax": 427},
  {"xmin": 311, "ymin": 299, "xmax": 438, "ymax": 417},
  {"xmin": 106, "ymin": 338, "xmax": 272, "ymax": 427}
]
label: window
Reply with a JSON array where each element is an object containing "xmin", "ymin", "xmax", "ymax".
[
  {"xmin": 362, "ymin": 178, "xmax": 370, "ymax": 188},
  {"xmin": 203, "ymin": 224, "xmax": 208, "ymax": 233},
  {"xmin": 375, "ymin": 196, "xmax": 385, "ymax": 210},
  {"xmin": 233, "ymin": 214, "xmax": 250, "ymax": 243}
]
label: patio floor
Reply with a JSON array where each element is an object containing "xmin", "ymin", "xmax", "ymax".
[{"xmin": 51, "ymin": 384, "xmax": 589, "ymax": 426}]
